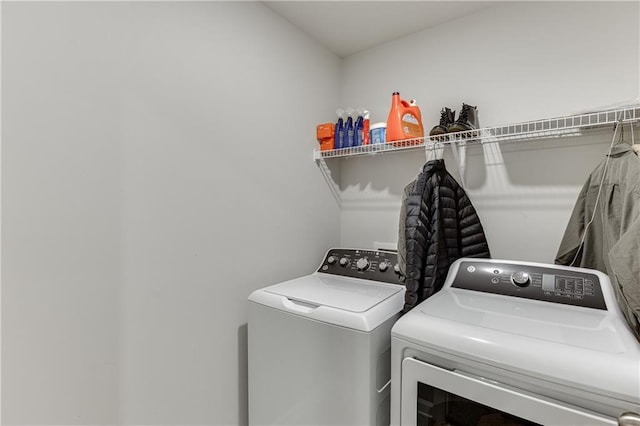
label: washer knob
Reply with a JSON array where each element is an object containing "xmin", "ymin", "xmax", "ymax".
[
  {"xmin": 511, "ymin": 271, "xmax": 531, "ymax": 287},
  {"xmin": 379, "ymin": 262, "xmax": 389, "ymax": 272},
  {"xmin": 356, "ymin": 258, "xmax": 370, "ymax": 271},
  {"xmin": 393, "ymin": 263, "xmax": 401, "ymax": 273},
  {"xmin": 327, "ymin": 256, "xmax": 337, "ymax": 265},
  {"xmin": 339, "ymin": 257, "xmax": 349, "ymax": 267}
]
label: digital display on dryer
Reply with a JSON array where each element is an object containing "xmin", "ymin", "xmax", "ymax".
[{"xmin": 542, "ymin": 274, "xmax": 596, "ymax": 299}]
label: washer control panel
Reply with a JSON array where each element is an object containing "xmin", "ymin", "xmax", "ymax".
[
  {"xmin": 318, "ymin": 248, "xmax": 404, "ymax": 285},
  {"xmin": 452, "ymin": 261, "xmax": 606, "ymax": 310}
]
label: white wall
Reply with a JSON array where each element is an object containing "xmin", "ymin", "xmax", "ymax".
[
  {"xmin": 1, "ymin": 2, "xmax": 340, "ymax": 425},
  {"xmin": 339, "ymin": 1, "xmax": 640, "ymax": 262}
]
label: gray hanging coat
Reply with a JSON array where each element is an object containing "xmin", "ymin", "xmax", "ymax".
[
  {"xmin": 398, "ymin": 160, "xmax": 491, "ymax": 313},
  {"xmin": 556, "ymin": 143, "xmax": 640, "ymax": 340}
]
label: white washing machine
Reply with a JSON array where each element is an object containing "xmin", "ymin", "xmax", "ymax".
[
  {"xmin": 248, "ymin": 248, "xmax": 405, "ymax": 426},
  {"xmin": 391, "ymin": 258, "xmax": 640, "ymax": 426}
]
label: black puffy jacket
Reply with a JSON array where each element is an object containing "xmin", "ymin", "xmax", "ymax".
[{"xmin": 399, "ymin": 160, "xmax": 490, "ymax": 312}]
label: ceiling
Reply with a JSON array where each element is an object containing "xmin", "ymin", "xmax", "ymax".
[{"xmin": 263, "ymin": 1, "xmax": 497, "ymax": 57}]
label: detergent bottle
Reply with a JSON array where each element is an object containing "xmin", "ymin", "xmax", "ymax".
[
  {"xmin": 386, "ymin": 92, "xmax": 424, "ymax": 144},
  {"xmin": 345, "ymin": 108, "xmax": 355, "ymax": 148},
  {"xmin": 363, "ymin": 110, "xmax": 370, "ymax": 145},
  {"xmin": 335, "ymin": 109, "xmax": 345, "ymax": 149},
  {"xmin": 354, "ymin": 108, "xmax": 364, "ymax": 147}
]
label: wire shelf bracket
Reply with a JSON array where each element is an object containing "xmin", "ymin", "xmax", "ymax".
[{"xmin": 315, "ymin": 156, "xmax": 342, "ymax": 207}]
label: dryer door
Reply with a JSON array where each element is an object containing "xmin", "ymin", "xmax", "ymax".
[{"xmin": 400, "ymin": 357, "xmax": 615, "ymax": 426}]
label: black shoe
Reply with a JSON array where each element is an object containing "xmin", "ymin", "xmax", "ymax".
[
  {"xmin": 429, "ymin": 107, "xmax": 455, "ymax": 136},
  {"xmin": 448, "ymin": 103, "xmax": 479, "ymax": 133}
]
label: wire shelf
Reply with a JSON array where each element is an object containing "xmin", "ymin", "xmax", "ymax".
[{"xmin": 313, "ymin": 105, "xmax": 640, "ymax": 161}]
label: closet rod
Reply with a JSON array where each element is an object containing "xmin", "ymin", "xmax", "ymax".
[{"xmin": 313, "ymin": 105, "xmax": 640, "ymax": 160}]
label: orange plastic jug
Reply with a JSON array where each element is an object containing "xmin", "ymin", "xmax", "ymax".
[{"xmin": 386, "ymin": 92, "xmax": 424, "ymax": 145}]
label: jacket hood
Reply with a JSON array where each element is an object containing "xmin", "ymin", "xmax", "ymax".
[{"xmin": 608, "ymin": 143, "xmax": 636, "ymax": 157}]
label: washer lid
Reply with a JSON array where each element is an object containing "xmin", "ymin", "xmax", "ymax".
[{"xmin": 265, "ymin": 274, "xmax": 402, "ymax": 313}]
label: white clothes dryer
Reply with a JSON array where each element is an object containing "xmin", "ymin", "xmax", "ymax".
[
  {"xmin": 248, "ymin": 248, "xmax": 405, "ymax": 426},
  {"xmin": 391, "ymin": 258, "xmax": 640, "ymax": 426}
]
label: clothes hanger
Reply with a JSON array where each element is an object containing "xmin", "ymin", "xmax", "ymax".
[
  {"xmin": 630, "ymin": 121, "xmax": 640, "ymax": 155},
  {"xmin": 616, "ymin": 118, "xmax": 640, "ymax": 155},
  {"xmin": 424, "ymin": 139, "xmax": 445, "ymax": 163},
  {"xmin": 612, "ymin": 109, "xmax": 640, "ymax": 150},
  {"xmin": 435, "ymin": 141, "xmax": 445, "ymax": 160}
]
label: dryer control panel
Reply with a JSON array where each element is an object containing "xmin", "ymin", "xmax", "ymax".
[
  {"xmin": 452, "ymin": 261, "xmax": 606, "ymax": 310},
  {"xmin": 317, "ymin": 248, "xmax": 404, "ymax": 285}
]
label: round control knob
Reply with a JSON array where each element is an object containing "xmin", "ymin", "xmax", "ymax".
[
  {"xmin": 356, "ymin": 258, "xmax": 370, "ymax": 271},
  {"xmin": 511, "ymin": 271, "xmax": 531, "ymax": 287},
  {"xmin": 378, "ymin": 262, "xmax": 389, "ymax": 272},
  {"xmin": 339, "ymin": 257, "xmax": 349, "ymax": 267},
  {"xmin": 393, "ymin": 263, "xmax": 401, "ymax": 274},
  {"xmin": 327, "ymin": 256, "xmax": 337, "ymax": 265}
]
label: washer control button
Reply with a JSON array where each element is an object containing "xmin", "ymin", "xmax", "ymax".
[
  {"xmin": 339, "ymin": 257, "xmax": 349, "ymax": 267},
  {"xmin": 511, "ymin": 271, "xmax": 531, "ymax": 287},
  {"xmin": 327, "ymin": 256, "xmax": 337, "ymax": 265},
  {"xmin": 378, "ymin": 262, "xmax": 389, "ymax": 272},
  {"xmin": 356, "ymin": 258, "xmax": 370, "ymax": 271}
]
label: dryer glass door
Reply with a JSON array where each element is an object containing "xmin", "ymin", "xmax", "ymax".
[
  {"xmin": 400, "ymin": 358, "xmax": 616, "ymax": 426},
  {"xmin": 416, "ymin": 381, "xmax": 539, "ymax": 426}
]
